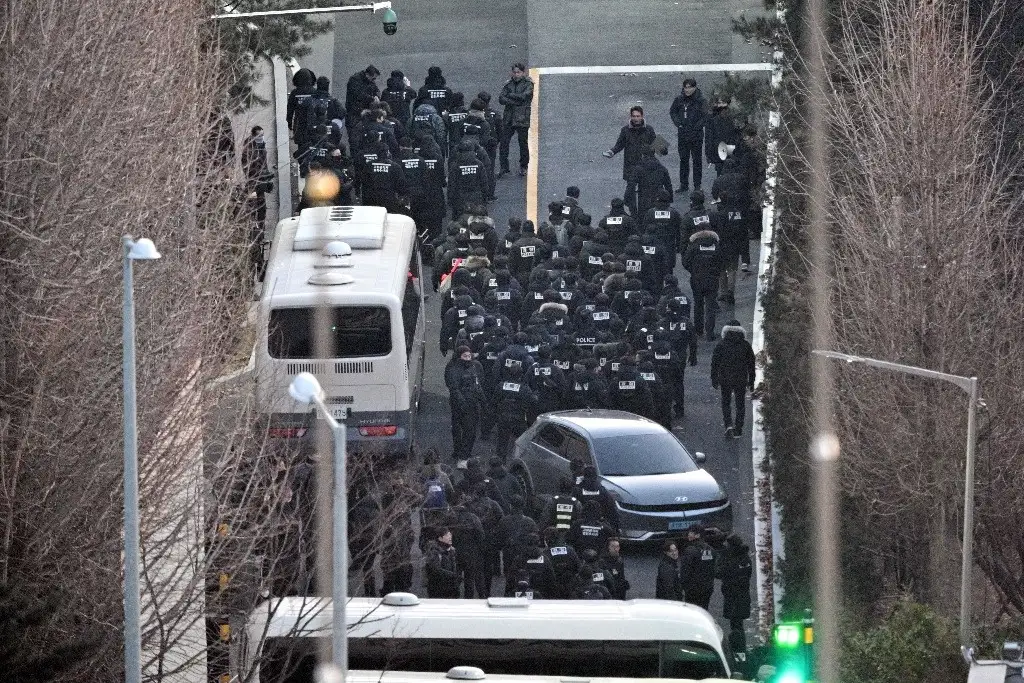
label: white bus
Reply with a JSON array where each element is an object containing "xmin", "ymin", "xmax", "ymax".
[
  {"xmin": 256, "ymin": 206, "xmax": 426, "ymax": 456},
  {"xmin": 241, "ymin": 595, "xmax": 732, "ymax": 682}
]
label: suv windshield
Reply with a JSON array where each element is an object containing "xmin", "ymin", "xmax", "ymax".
[{"xmin": 592, "ymin": 432, "xmax": 697, "ymax": 477}]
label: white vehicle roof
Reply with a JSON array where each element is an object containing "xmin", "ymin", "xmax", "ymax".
[
  {"xmin": 346, "ymin": 670, "xmax": 738, "ymax": 683},
  {"xmin": 246, "ymin": 596, "xmax": 724, "ymax": 647},
  {"xmin": 263, "ymin": 206, "xmax": 417, "ymax": 307}
]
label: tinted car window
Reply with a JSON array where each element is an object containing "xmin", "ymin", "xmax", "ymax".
[
  {"xmin": 533, "ymin": 423, "xmax": 566, "ymax": 452},
  {"xmin": 564, "ymin": 432, "xmax": 592, "ymax": 464},
  {"xmin": 592, "ymin": 432, "xmax": 698, "ymax": 476}
]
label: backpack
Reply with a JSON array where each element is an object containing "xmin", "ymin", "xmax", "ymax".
[{"xmin": 423, "ymin": 477, "xmax": 447, "ymax": 509}]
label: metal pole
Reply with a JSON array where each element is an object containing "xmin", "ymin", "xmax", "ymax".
[
  {"xmin": 210, "ymin": 2, "xmax": 389, "ymax": 20},
  {"xmin": 122, "ymin": 236, "xmax": 142, "ymax": 683},
  {"xmin": 312, "ymin": 399, "xmax": 347, "ymax": 679},
  {"xmin": 959, "ymin": 376, "xmax": 979, "ymax": 646},
  {"xmin": 812, "ymin": 350, "xmax": 982, "ymax": 647},
  {"xmin": 331, "ymin": 417, "xmax": 347, "ymax": 679}
]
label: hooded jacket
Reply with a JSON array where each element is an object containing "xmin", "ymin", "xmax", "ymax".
[
  {"xmin": 415, "ymin": 69, "xmax": 454, "ymax": 114},
  {"xmin": 627, "ymin": 156, "xmax": 673, "ymax": 216},
  {"xmin": 681, "ymin": 229, "xmax": 723, "ymax": 289},
  {"xmin": 409, "ymin": 104, "xmax": 447, "ymax": 150},
  {"xmin": 710, "ymin": 324, "xmax": 756, "ymax": 389},
  {"xmin": 287, "ymin": 68, "xmax": 318, "ymax": 132},
  {"xmin": 382, "ymin": 72, "xmax": 417, "ymax": 126}
]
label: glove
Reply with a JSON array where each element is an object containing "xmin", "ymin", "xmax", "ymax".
[{"xmin": 602, "ymin": 150, "xmax": 614, "ymax": 159}]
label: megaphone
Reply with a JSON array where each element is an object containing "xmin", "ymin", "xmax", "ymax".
[{"xmin": 718, "ymin": 142, "xmax": 736, "ymax": 161}]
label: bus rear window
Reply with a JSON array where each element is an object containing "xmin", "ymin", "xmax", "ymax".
[{"xmin": 268, "ymin": 306, "xmax": 392, "ymax": 359}]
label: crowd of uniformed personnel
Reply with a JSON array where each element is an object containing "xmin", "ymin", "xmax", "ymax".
[{"xmin": 281, "ymin": 61, "xmax": 758, "ymax": 648}]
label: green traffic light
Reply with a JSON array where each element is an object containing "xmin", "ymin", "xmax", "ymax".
[
  {"xmin": 774, "ymin": 623, "xmax": 801, "ymax": 648},
  {"xmin": 776, "ymin": 672, "xmax": 806, "ymax": 683}
]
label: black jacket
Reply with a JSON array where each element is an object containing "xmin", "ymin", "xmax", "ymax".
[
  {"xmin": 681, "ymin": 229, "xmax": 723, "ymax": 290},
  {"xmin": 705, "ymin": 108, "xmax": 741, "ymax": 164},
  {"xmin": 643, "ymin": 202, "xmax": 683, "ymax": 256},
  {"xmin": 424, "ymin": 540, "xmax": 460, "ymax": 598},
  {"xmin": 382, "ymin": 75, "xmax": 417, "ymax": 126},
  {"xmin": 656, "ymin": 554, "xmax": 684, "ymax": 601},
  {"xmin": 287, "ymin": 68, "xmax": 317, "ymax": 132},
  {"xmin": 710, "ymin": 324, "xmax": 756, "ymax": 389},
  {"xmin": 626, "ymin": 158, "xmax": 673, "ymax": 216},
  {"xmin": 679, "ymin": 539, "xmax": 717, "ymax": 603},
  {"xmin": 598, "ymin": 553, "xmax": 630, "ymax": 599},
  {"xmin": 345, "ymin": 70, "xmax": 380, "ymax": 118},
  {"xmin": 611, "ymin": 123, "xmax": 657, "ymax": 180},
  {"xmin": 717, "ymin": 542, "xmax": 753, "ymax": 620},
  {"xmin": 669, "ymin": 88, "xmax": 707, "ymax": 141},
  {"xmin": 445, "ymin": 357, "xmax": 487, "ymax": 409}
]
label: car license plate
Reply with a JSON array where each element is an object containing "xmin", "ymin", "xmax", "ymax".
[{"xmin": 668, "ymin": 520, "xmax": 691, "ymax": 531}]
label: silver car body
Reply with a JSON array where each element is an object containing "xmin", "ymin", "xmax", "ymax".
[{"xmin": 510, "ymin": 410, "xmax": 732, "ymax": 541}]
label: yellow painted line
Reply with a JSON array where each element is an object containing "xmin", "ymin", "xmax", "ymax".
[{"xmin": 526, "ymin": 67, "xmax": 540, "ymax": 227}]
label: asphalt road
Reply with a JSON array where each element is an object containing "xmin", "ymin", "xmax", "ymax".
[{"xmin": 318, "ymin": 0, "xmax": 768, "ymax": 621}]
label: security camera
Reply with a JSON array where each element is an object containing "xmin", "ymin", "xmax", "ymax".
[{"xmin": 381, "ymin": 8, "xmax": 397, "ymax": 35}]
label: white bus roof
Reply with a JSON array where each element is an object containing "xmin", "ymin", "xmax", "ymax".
[
  {"xmin": 246, "ymin": 596, "xmax": 724, "ymax": 648},
  {"xmin": 263, "ymin": 207, "xmax": 417, "ymax": 307},
  {"xmin": 346, "ymin": 670, "xmax": 738, "ymax": 683}
]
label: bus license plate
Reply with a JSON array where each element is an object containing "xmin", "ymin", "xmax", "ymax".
[{"xmin": 668, "ymin": 520, "xmax": 691, "ymax": 531}]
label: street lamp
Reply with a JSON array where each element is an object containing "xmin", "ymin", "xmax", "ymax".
[
  {"xmin": 288, "ymin": 372, "xmax": 348, "ymax": 680},
  {"xmin": 811, "ymin": 349, "xmax": 980, "ymax": 646},
  {"xmin": 210, "ymin": 1, "xmax": 393, "ymax": 21},
  {"xmin": 122, "ymin": 235, "xmax": 161, "ymax": 683}
]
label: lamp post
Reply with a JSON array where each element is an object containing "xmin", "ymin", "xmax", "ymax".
[
  {"xmin": 122, "ymin": 235, "xmax": 161, "ymax": 683},
  {"xmin": 811, "ymin": 349, "xmax": 980, "ymax": 646},
  {"xmin": 210, "ymin": 1, "xmax": 391, "ymax": 21},
  {"xmin": 288, "ymin": 372, "xmax": 347, "ymax": 681}
]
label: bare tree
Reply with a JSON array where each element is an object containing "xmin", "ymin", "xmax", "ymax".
[{"xmin": 775, "ymin": 0, "xmax": 1024, "ymax": 624}]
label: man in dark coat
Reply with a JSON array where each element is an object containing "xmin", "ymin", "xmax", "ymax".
[
  {"xmin": 381, "ymin": 69, "xmax": 417, "ymax": 128},
  {"xmin": 656, "ymin": 540, "xmax": 684, "ymax": 601},
  {"xmin": 498, "ymin": 63, "xmax": 534, "ymax": 176},
  {"xmin": 681, "ymin": 229, "xmax": 724, "ymax": 341},
  {"xmin": 705, "ymin": 94, "xmax": 741, "ymax": 177},
  {"xmin": 626, "ymin": 147, "xmax": 673, "ymax": 218},
  {"xmin": 445, "ymin": 346, "xmax": 488, "ymax": 463},
  {"xmin": 287, "ymin": 67, "xmax": 318, "ymax": 139},
  {"xmin": 345, "ymin": 65, "xmax": 381, "ymax": 133},
  {"xmin": 717, "ymin": 533, "xmax": 753, "ymax": 654},
  {"xmin": 604, "ymin": 106, "xmax": 657, "ymax": 185},
  {"xmin": 710, "ymin": 320, "xmax": 756, "ymax": 438},
  {"xmin": 424, "ymin": 527, "xmax": 461, "ymax": 598},
  {"xmin": 669, "ymin": 78, "xmax": 707, "ymax": 193},
  {"xmin": 414, "ymin": 66, "xmax": 454, "ymax": 115},
  {"xmin": 679, "ymin": 526, "xmax": 716, "ymax": 609}
]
